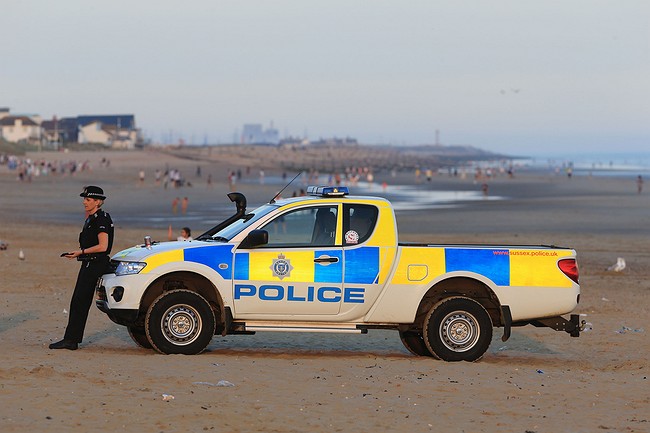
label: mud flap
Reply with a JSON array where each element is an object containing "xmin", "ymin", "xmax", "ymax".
[{"xmin": 500, "ymin": 305, "xmax": 512, "ymax": 342}]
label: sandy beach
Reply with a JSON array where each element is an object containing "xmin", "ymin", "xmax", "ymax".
[{"xmin": 1, "ymin": 148, "xmax": 649, "ymax": 433}]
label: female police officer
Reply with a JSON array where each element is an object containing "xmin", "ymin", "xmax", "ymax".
[{"xmin": 50, "ymin": 186, "xmax": 114, "ymax": 350}]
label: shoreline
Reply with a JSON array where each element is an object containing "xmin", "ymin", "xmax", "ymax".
[{"xmin": 1, "ymin": 149, "xmax": 645, "ymax": 233}]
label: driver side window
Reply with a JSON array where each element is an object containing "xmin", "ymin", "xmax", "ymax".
[{"xmin": 261, "ymin": 206, "xmax": 338, "ymax": 247}]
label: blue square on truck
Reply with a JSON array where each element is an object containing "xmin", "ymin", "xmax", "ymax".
[{"xmin": 445, "ymin": 248, "xmax": 510, "ymax": 286}]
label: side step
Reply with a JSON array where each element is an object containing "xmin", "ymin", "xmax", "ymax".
[{"xmin": 230, "ymin": 321, "xmax": 367, "ymax": 334}]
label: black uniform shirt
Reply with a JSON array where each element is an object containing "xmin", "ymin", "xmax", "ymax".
[{"xmin": 79, "ymin": 209, "xmax": 114, "ymax": 256}]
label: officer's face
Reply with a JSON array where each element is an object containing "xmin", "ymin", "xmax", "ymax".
[{"xmin": 83, "ymin": 197, "xmax": 101, "ymax": 214}]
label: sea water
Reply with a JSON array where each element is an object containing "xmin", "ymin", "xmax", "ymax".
[
  {"xmin": 113, "ymin": 180, "xmax": 499, "ymax": 229},
  {"xmin": 520, "ymin": 152, "xmax": 650, "ymax": 178},
  {"xmin": 117, "ymin": 161, "xmax": 643, "ymax": 230},
  {"xmin": 40, "ymin": 152, "xmax": 648, "ymax": 229}
]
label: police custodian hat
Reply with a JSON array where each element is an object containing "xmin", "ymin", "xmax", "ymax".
[{"xmin": 80, "ymin": 185, "xmax": 106, "ymax": 200}]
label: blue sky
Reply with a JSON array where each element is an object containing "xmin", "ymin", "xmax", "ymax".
[{"xmin": 1, "ymin": 0, "xmax": 648, "ymax": 155}]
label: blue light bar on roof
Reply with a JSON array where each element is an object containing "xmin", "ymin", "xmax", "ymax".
[{"xmin": 306, "ymin": 185, "xmax": 349, "ymax": 197}]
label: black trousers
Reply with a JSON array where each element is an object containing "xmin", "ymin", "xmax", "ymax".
[{"xmin": 63, "ymin": 258, "xmax": 108, "ymax": 343}]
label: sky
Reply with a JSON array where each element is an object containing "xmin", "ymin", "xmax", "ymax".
[{"xmin": 1, "ymin": 0, "xmax": 648, "ymax": 155}]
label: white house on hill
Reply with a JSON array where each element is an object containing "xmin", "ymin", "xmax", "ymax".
[
  {"xmin": 1, "ymin": 108, "xmax": 142, "ymax": 149},
  {"xmin": 0, "ymin": 115, "xmax": 42, "ymax": 144},
  {"xmin": 77, "ymin": 114, "xmax": 140, "ymax": 149}
]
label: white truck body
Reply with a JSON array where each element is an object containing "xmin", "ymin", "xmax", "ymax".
[{"xmin": 97, "ymin": 187, "xmax": 582, "ymax": 361}]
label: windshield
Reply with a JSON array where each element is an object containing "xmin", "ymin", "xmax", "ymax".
[{"xmin": 209, "ymin": 204, "xmax": 278, "ymax": 241}]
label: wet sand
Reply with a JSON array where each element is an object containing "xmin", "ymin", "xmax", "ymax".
[{"xmin": 1, "ymin": 149, "xmax": 649, "ymax": 432}]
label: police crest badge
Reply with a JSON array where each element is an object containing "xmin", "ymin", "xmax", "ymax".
[{"xmin": 271, "ymin": 254, "xmax": 293, "ymax": 280}]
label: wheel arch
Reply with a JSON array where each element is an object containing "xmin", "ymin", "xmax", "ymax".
[
  {"xmin": 412, "ymin": 276, "xmax": 503, "ymax": 331},
  {"xmin": 141, "ymin": 271, "xmax": 226, "ymax": 334}
]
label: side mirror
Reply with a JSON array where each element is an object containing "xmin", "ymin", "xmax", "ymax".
[{"xmin": 239, "ymin": 230, "xmax": 268, "ymax": 249}]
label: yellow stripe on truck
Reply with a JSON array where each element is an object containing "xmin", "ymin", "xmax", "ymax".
[
  {"xmin": 248, "ymin": 251, "xmax": 315, "ymax": 282},
  {"xmin": 142, "ymin": 249, "xmax": 184, "ymax": 274},
  {"xmin": 509, "ymin": 249, "xmax": 574, "ymax": 288},
  {"xmin": 390, "ymin": 247, "xmax": 446, "ymax": 285}
]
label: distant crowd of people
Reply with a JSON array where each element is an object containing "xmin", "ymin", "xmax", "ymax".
[
  {"xmin": 140, "ymin": 167, "xmax": 189, "ymax": 189},
  {"xmin": 1, "ymin": 153, "xmax": 94, "ymax": 182}
]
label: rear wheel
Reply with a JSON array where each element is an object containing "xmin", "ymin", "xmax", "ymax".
[
  {"xmin": 423, "ymin": 297, "xmax": 492, "ymax": 362},
  {"xmin": 399, "ymin": 331, "xmax": 436, "ymax": 357},
  {"xmin": 127, "ymin": 325, "xmax": 152, "ymax": 349},
  {"xmin": 145, "ymin": 289, "xmax": 216, "ymax": 355}
]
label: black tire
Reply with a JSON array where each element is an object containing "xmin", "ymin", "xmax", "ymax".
[
  {"xmin": 399, "ymin": 331, "xmax": 436, "ymax": 357},
  {"xmin": 145, "ymin": 289, "xmax": 216, "ymax": 355},
  {"xmin": 127, "ymin": 326, "xmax": 153, "ymax": 349},
  {"xmin": 423, "ymin": 297, "xmax": 492, "ymax": 362}
]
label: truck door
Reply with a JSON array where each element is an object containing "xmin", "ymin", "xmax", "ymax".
[
  {"xmin": 341, "ymin": 203, "xmax": 382, "ymax": 316},
  {"xmin": 233, "ymin": 205, "xmax": 344, "ymax": 316}
]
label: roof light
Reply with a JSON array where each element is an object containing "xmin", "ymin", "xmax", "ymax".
[{"xmin": 306, "ymin": 185, "xmax": 349, "ymax": 197}]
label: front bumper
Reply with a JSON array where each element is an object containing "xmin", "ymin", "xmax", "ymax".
[
  {"xmin": 96, "ymin": 273, "xmax": 152, "ymax": 310},
  {"xmin": 96, "ymin": 299, "xmax": 139, "ymax": 326},
  {"xmin": 95, "ymin": 274, "xmax": 142, "ymax": 326}
]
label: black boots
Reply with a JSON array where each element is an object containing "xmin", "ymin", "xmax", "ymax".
[{"xmin": 49, "ymin": 339, "xmax": 78, "ymax": 350}]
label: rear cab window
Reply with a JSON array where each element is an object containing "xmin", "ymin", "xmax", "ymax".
[{"xmin": 343, "ymin": 204, "xmax": 378, "ymax": 245}]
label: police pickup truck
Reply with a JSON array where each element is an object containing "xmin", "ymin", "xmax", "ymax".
[{"xmin": 96, "ymin": 186, "xmax": 583, "ymax": 361}]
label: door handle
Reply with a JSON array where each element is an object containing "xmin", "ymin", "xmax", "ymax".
[{"xmin": 314, "ymin": 255, "xmax": 339, "ymax": 263}]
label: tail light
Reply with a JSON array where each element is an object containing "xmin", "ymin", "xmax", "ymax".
[{"xmin": 558, "ymin": 258, "xmax": 579, "ymax": 284}]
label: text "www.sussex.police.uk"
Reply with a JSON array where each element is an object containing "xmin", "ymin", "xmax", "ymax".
[{"xmin": 493, "ymin": 250, "xmax": 559, "ymax": 256}]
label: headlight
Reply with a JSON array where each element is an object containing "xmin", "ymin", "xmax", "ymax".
[{"xmin": 115, "ymin": 261, "xmax": 147, "ymax": 276}]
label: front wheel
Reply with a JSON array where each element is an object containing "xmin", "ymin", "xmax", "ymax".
[
  {"xmin": 127, "ymin": 325, "xmax": 152, "ymax": 349},
  {"xmin": 145, "ymin": 289, "xmax": 216, "ymax": 355},
  {"xmin": 423, "ymin": 297, "xmax": 493, "ymax": 362}
]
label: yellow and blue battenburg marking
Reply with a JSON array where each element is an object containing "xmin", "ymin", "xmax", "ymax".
[
  {"xmin": 391, "ymin": 247, "xmax": 573, "ymax": 288},
  {"xmin": 183, "ymin": 245, "xmax": 235, "ymax": 279},
  {"xmin": 232, "ymin": 247, "xmax": 380, "ymax": 284},
  {"xmin": 445, "ymin": 248, "xmax": 509, "ymax": 286},
  {"xmin": 141, "ymin": 244, "xmax": 570, "ymax": 291},
  {"xmin": 234, "ymin": 250, "xmax": 342, "ymax": 282},
  {"xmin": 344, "ymin": 247, "xmax": 380, "ymax": 284}
]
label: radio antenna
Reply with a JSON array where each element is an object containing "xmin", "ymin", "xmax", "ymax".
[{"xmin": 270, "ymin": 172, "xmax": 302, "ymax": 204}]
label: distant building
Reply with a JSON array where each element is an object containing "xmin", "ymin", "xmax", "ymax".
[
  {"xmin": 39, "ymin": 116, "xmax": 83, "ymax": 148},
  {"xmin": 0, "ymin": 114, "xmax": 42, "ymax": 145},
  {"xmin": 77, "ymin": 114, "xmax": 140, "ymax": 149},
  {"xmin": 311, "ymin": 137, "xmax": 358, "ymax": 146},
  {"xmin": 278, "ymin": 136, "xmax": 359, "ymax": 148},
  {"xmin": 241, "ymin": 122, "xmax": 279, "ymax": 145},
  {"xmin": 279, "ymin": 136, "xmax": 310, "ymax": 147},
  {"xmin": 1, "ymin": 109, "xmax": 143, "ymax": 149},
  {"xmin": 40, "ymin": 118, "xmax": 61, "ymax": 147}
]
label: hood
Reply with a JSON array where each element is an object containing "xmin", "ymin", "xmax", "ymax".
[{"xmin": 111, "ymin": 240, "xmax": 207, "ymax": 262}]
